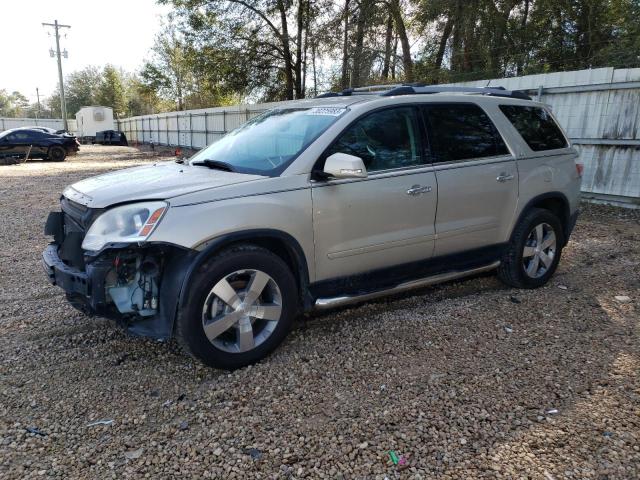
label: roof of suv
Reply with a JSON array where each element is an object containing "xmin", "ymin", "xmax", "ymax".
[{"xmin": 277, "ymin": 85, "xmax": 538, "ymax": 110}]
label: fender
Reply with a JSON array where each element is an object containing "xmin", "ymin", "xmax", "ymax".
[
  {"xmin": 510, "ymin": 191, "xmax": 571, "ymax": 245},
  {"xmin": 176, "ymin": 229, "xmax": 312, "ymax": 319}
]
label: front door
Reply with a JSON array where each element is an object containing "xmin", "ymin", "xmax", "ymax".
[
  {"xmin": 311, "ymin": 106, "xmax": 438, "ymax": 282},
  {"xmin": 421, "ymin": 103, "xmax": 519, "ymax": 257},
  {"xmin": 0, "ymin": 132, "xmax": 28, "ymax": 159}
]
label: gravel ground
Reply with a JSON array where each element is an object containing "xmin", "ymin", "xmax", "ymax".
[{"xmin": 1, "ymin": 145, "xmax": 639, "ymax": 479}]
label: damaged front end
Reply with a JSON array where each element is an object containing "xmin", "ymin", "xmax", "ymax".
[{"xmin": 43, "ymin": 197, "xmax": 194, "ymax": 339}]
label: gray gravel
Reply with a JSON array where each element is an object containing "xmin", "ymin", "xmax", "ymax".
[{"xmin": 1, "ymin": 145, "xmax": 639, "ymax": 479}]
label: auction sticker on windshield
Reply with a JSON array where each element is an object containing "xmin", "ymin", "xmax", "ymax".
[{"xmin": 307, "ymin": 107, "xmax": 347, "ymax": 116}]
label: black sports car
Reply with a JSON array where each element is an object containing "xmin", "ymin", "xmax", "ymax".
[{"xmin": 0, "ymin": 127, "xmax": 80, "ymax": 162}]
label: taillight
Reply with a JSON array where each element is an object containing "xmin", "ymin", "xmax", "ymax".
[{"xmin": 575, "ymin": 163, "xmax": 584, "ymax": 177}]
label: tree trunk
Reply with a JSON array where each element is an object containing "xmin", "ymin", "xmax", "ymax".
[
  {"xmin": 391, "ymin": 34, "xmax": 398, "ymax": 78},
  {"xmin": 435, "ymin": 16, "xmax": 453, "ymax": 69},
  {"xmin": 389, "ymin": 0, "xmax": 413, "ymax": 82},
  {"xmin": 277, "ymin": 0, "xmax": 295, "ymax": 100},
  {"xmin": 301, "ymin": 0, "xmax": 310, "ymax": 97},
  {"xmin": 382, "ymin": 12, "xmax": 393, "ymax": 80},
  {"xmin": 294, "ymin": 0, "xmax": 305, "ymax": 98},
  {"xmin": 516, "ymin": 0, "xmax": 530, "ymax": 75},
  {"xmin": 352, "ymin": 0, "xmax": 369, "ymax": 87},
  {"xmin": 311, "ymin": 37, "xmax": 318, "ymax": 96},
  {"xmin": 340, "ymin": 0, "xmax": 351, "ymax": 89},
  {"xmin": 451, "ymin": 0, "xmax": 463, "ymax": 72}
]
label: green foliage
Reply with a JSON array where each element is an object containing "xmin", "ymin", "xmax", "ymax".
[
  {"xmin": 65, "ymin": 67, "xmax": 102, "ymax": 115},
  {"xmin": 95, "ymin": 65, "xmax": 127, "ymax": 117},
  {"xmin": 0, "ymin": 90, "xmax": 31, "ymax": 117},
  {"xmin": 414, "ymin": 0, "xmax": 640, "ymax": 83}
]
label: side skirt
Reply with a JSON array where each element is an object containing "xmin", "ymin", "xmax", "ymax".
[
  {"xmin": 314, "ymin": 261, "xmax": 499, "ymax": 310},
  {"xmin": 309, "ymin": 243, "xmax": 506, "ymax": 311}
]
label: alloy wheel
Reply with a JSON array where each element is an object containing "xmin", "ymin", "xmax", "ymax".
[
  {"xmin": 201, "ymin": 269, "xmax": 283, "ymax": 353},
  {"xmin": 522, "ymin": 222, "xmax": 557, "ymax": 278}
]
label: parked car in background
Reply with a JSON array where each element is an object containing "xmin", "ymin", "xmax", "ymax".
[
  {"xmin": 95, "ymin": 130, "xmax": 128, "ymax": 146},
  {"xmin": 43, "ymin": 85, "xmax": 582, "ymax": 369},
  {"xmin": 0, "ymin": 127, "xmax": 79, "ymax": 162}
]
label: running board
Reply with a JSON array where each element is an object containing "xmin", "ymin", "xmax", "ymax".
[{"xmin": 313, "ymin": 261, "xmax": 500, "ymax": 311}]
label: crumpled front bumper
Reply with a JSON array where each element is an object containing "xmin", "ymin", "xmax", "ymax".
[
  {"xmin": 42, "ymin": 243, "xmax": 111, "ymax": 314},
  {"xmin": 42, "ymin": 240, "xmax": 194, "ymax": 340}
]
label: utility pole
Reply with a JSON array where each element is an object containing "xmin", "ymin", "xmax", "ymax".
[
  {"xmin": 42, "ymin": 20, "xmax": 70, "ymax": 131},
  {"xmin": 36, "ymin": 88, "xmax": 41, "ymax": 120}
]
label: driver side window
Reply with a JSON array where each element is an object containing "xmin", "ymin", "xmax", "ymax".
[{"xmin": 326, "ymin": 107, "xmax": 423, "ymax": 172}]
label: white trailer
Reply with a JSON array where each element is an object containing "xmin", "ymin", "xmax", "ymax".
[{"xmin": 75, "ymin": 106, "xmax": 115, "ymax": 142}]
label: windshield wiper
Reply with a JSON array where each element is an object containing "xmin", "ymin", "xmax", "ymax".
[{"xmin": 192, "ymin": 159, "xmax": 236, "ymax": 172}]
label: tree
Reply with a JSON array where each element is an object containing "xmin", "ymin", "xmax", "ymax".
[
  {"xmin": 95, "ymin": 65, "xmax": 127, "ymax": 117},
  {"xmin": 160, "ymin": 0, "xmax": 317, "ymax": 100},
  {"xmin": 65, "ymin": 67, "xmax": 102, "ymax": 116},
  {"xmin": 0, "ymin": 90, "xmax": 31, "ymax": 117}
]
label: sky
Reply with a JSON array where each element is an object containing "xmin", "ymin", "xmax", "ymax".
[{"xmin": 0, "ymin": 0, "xmax": 171, "ymax": 103}]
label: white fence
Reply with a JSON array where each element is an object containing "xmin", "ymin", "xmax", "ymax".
[
  {"xmin": 0, "ymin": 117, "xmax": 78, "ymax": 133},
  {"xmin": 116, "ymin": 103, "xmax": 296, "ymax": 150}
]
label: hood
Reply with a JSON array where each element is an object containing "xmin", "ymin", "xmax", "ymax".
[{"xmin": 64, "ymin": 161, "xmax": 266, "ymax": 208}]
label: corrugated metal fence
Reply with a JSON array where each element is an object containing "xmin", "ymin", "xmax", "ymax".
[{"xmin": 116, "ymin": 103, "xmax": 293, "ymax": 150}]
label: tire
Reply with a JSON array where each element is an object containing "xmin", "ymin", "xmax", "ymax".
[
  {"xmin": 176, "ymin": 245, "xmax": 298, "ymax": 370},
  {"xmin": 48, "ymin": 145, "xmax": 66, "ymax": 162},
  {"xmin": 498, "ymin": 208, "xmax": 564, "ymax": 289}
]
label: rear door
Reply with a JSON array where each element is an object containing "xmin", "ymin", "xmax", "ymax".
[
  {"xmin": 422, "ymin": 103, "xmax": 518, "ymax": 257},
  {"xmin": 311, "ymin": 106, "xmax": 438, "ymax": 281}
]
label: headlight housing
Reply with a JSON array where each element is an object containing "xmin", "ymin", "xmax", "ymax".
[{"xmin": 81, "ymin": 201, "xmax": 168, "ymax": 252}]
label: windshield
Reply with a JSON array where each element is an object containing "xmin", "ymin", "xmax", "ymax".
[{"xmin": 189, "ymin": 107, "xmax": 346, "ymax": 175}]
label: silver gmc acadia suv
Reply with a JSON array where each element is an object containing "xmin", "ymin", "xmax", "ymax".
[{"xmin": 43, "ymin": 85, "xmax": 582, "ymax": 369}]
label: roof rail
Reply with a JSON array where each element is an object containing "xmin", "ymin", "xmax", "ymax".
[
  {"xmin": 315, "ymin": 84, "xmax": 531, "ymax": 100},
  {"xmin": 380, "ymin": 85, "xmax": 531, "ymax": 100}
]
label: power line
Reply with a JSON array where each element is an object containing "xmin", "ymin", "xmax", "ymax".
[{"xmin": 42, "ymin": 20, "xmax": 71, "ymax": 131}]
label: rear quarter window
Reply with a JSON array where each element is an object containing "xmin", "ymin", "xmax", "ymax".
[{"xmin": 500, "ymin": 105, "xmax": 567, "ymax": 151}]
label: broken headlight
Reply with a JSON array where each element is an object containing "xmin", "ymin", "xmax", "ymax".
[{"xmin": 82, "ymin": 201, "xmax": 168, "ymax": 252}]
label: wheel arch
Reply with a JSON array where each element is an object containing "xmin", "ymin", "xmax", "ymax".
[
  {"xmin": 177, "ymin": 229, "xmax": 312, "ymax": 318},
  {"xmin": 512, "ymin": 192, "xmax": 571, "ymax": 245}
]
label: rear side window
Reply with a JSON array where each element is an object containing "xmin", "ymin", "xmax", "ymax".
[
  {"xmin": 500, "ymin": 105, "xmax": 567, "ymax": 151},
  {"xmin": 423, "ymin": 104, "xmax": 509, "ymax": 163}
]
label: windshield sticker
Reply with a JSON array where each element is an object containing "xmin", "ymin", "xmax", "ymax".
[{"xmin": 307, "ymin": 107, "xmax": 346, "ymax": 116}]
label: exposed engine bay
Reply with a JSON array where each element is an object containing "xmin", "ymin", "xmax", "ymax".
[{"xmin": 106, "ymin": 252, "xmax": 161, "ymax": 317}]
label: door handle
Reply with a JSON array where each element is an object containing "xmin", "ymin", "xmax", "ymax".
[
  {"xmin": 496, "ymin": 173, "xmax": 515, "ymax": 182},
  {"xmin": 407, "ymin": 184, "xmax": 432, "ymax": 196}
]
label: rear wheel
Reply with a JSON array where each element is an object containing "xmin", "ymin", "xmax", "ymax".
[
  {"xmin": 498, "ymin": 208, "xmax": 564, "ymax": 289},
  {"xmin": 177, "ymin": 245, "xmax": 297, "ymax": 369},
  {"xmin": 48, "ymin": 145, "xmax": 66, "ymax": 162}
]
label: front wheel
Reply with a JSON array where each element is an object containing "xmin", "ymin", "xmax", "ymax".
[
  {"xmin": 498, "ymin": 208, "xmax": 564, "ymax": 289},
  {"xmin": 176, "ymin": 245, "xmax": 297, "ymax": 369}
]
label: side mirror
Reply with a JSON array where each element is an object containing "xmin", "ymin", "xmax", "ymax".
[{"xmin": 323, "ymin": 152, "xmax": 367, "ymax": 179}]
